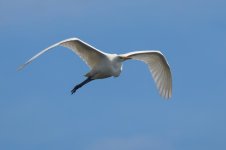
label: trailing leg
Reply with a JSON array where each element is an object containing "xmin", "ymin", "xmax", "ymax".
[{"xmin": 71, "ymin": 77, "xmax": 94, "ymax": 94}]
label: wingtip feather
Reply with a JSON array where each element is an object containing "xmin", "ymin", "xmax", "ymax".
[{"xmin": 17, "ymin": 64, "xmax": 25, "ymax": 71}]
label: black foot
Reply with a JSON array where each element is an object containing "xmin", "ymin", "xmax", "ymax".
[
  {"xmin": 71, "ymin": 77, "xmax": 94, "ymax": 95},
  {"xmin": 71, "ymin": 85, "xmax": 79, "ymax": 94}
]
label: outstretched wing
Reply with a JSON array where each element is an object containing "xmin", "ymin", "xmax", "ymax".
[
  {"xmin": 18, "ymin": 38, "xmax": 107, "ymax": 70},
  {"xmin": 120, "ymin": 51, "xmax": 172, "ymax": 99}
]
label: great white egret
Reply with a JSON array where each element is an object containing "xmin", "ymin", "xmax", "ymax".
[{"xmin": 18, "ymin": 38, "xmax": 172, "ymax": 99}]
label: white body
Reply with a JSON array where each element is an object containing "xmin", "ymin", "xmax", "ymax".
[
  {"xmin": 18, "ymin": 38, "xmax": 172, "ymax": 99},
  {"xmin": 85, "ymin": 54, "xmax": 123, "ymax": 79}
]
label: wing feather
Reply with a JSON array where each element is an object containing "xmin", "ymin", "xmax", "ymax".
[
  {"xmin": 18, "ymin": 38, "xmax": 106, "ymax": 70},
  {"xmin": 121, "ymin": 51, "xmax": 172, "ymax": 99}
]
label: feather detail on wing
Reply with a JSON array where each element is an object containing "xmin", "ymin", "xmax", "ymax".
[
  {"xmin": 18, "ymin": 38, "xmax": 106, "ymax": 71},
  {"xmin": 120, "ymin": 51, "xmax": 172, "ymax": 99}
]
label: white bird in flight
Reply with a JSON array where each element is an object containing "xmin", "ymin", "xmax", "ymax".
[{"xmin": 18, "ymin": 38, "xmax": 172, "ymax": 99}]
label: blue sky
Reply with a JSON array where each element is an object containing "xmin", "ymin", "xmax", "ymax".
[{"xmin": 1, "ymin": 0, "xmax": 226, "ymax": 149}]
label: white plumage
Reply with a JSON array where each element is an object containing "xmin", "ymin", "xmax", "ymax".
[{"xmin": 18, "ymin": 38, "xmax": 172, "ymax": 99}]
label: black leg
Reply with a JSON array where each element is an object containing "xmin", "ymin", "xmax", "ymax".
[{"xmin": 71, "ymin": 77, "xmax": 94, "ymax": 94}]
